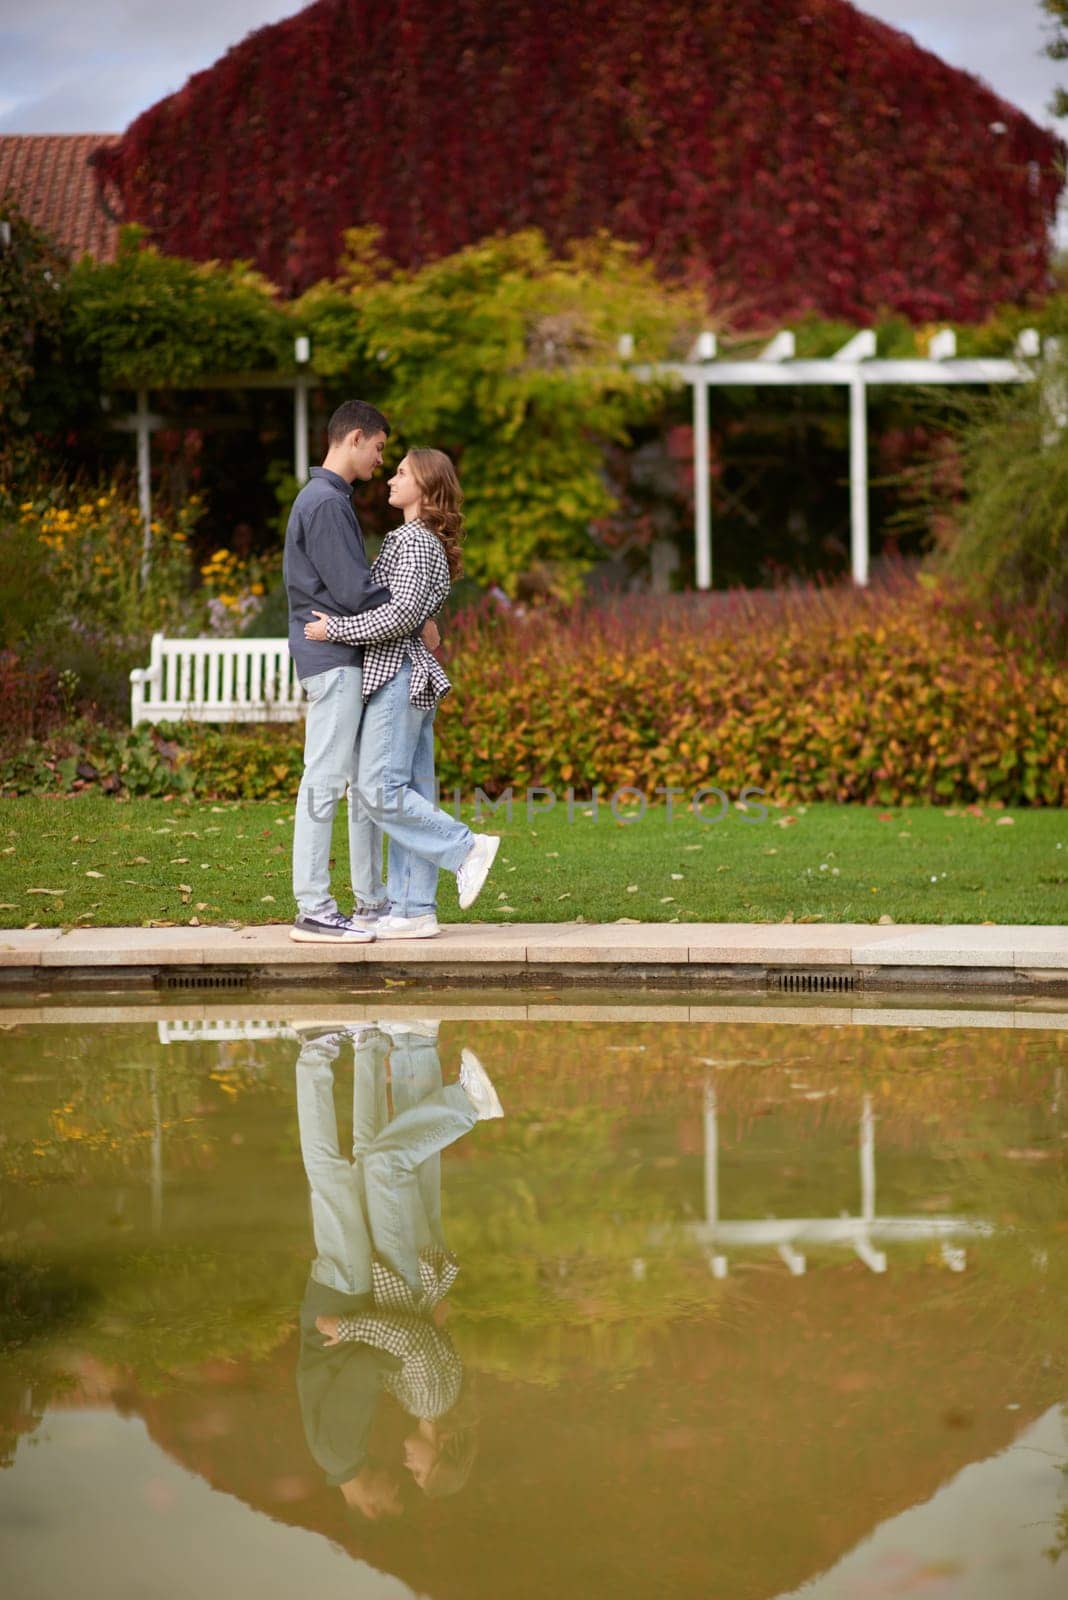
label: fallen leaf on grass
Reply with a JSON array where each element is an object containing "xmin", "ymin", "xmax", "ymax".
[
  {"xmin": 995, "ymin": 817, "xmax": 1015, "ymax": 827},
  {"xmin": 878, "ymin": 914, "xmax": 895, "ymax": 925},
  {"xmin": 1004, "ymin": 1148, "xmax": 1057, "ymax": 1162},
  {"xmin": 169, "ymin": 857, "xmax": 190, "ymax": 864},
  {"xmin": 27, "ymin": 888, "xmax": 66, "ymax": 896},
  {"xmin": 660, "ymin": 896, "xmax": 675, "ymax": 904},
  {"xmin": 615, "ymin": 917, "xmax": 640, "ymax": 925},
  {"xmin": 85, "ymin": 870, "xmax": 105, "ymax": 878},
  {"xmin": 261, "ymin": 895, "xmax": 276, "ymax": 903},
  {"xmin": 626, "ymin": 884, "xmax": 639, "ymax": 893}
]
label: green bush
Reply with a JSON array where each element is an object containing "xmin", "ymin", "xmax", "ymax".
[{"xmin": 924, "ymin": 349, "xmax": 1068, "ymax": 650}]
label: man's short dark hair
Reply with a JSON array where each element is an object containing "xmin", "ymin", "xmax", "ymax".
[{"xmin": 328, "ymin": 400, "xmax": 390, "ymax": 445}]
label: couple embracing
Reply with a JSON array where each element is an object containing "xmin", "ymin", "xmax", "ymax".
[{"xmin": 283, "ymin": 399, "xmax": 499, "ymax": 944}]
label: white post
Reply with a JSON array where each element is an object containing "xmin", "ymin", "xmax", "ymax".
[
  {"xmin": 136, "ymin": 388, "xmax": 153, "ymax": 582},
  {"xmin": 295, "ymin": 377, "xmax": 309, "ymax": 483},
  {"xmin": 150, "ymin": 1065, "xmax": 163, "ymax": 1234},
  {"xmin": 704, "ymin": 1081, "xmax": 719, "ymax": 1227},
  {"xmin": 849, "ymin": 374, "xmax": 869, "ymax": 586},
  {"xmin": 294, "ymin": 336, "xmax": 311, "ymax": 482},
  {"xmin": 703, "ymin": 1081, "xmax": 728, "ymax": 1277},
  {"xmin": 693, "ymin": 374, "xmax": 711, "ymax": 589},
  {"xmin": 855, "ymin": 1094, "xmax": 886, "ymax": 1272},
  {"xmin": 860, "ymin": 1094, "xmax": 876, "ymax": 1224}
]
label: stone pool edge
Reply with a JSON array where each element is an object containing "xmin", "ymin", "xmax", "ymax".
[{"xmin": 1, "ymin": 922, "xmax": 1066, "ymax": 995}]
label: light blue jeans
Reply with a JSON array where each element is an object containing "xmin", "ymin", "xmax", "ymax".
[
  {"xmin": 353, "ymin": 661, "xmax": 473, "ymax": 918},
  {"xmin": 296, "ymin": 1028, "xmax": 477, "ymax": 1296},
  {"xmin": 292, "ymin": 664, "xmax": 386, "ymax": 920}
]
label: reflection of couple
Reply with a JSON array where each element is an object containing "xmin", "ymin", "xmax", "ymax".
[
  {"xmin": 284, "ymin": 400, "xmax": 499, "ymax": 946},
  {"xmin": 295, "ymin": 1021, "xmax": 502, "ymax": 1518}
]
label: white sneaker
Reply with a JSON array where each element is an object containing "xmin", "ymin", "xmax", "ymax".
[
  {"xmin": 350, "ymin": 903, "xmax": 391, "ymax": 926},
  {"xmin": 455, "ymin": 835, "xmax": 500, "ymax": 911},
  {"xmin": 376, "ymin": 913, "xmax": 441, "ymax": 939},
  {"xmin": 459, "ymin": 1047, "xmax": 504, "ymax": 1120}
]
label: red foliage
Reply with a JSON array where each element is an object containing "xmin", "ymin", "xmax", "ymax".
[{"xmin": 93, "ymin": 0, "xmax": 1064, "ymax": 322}]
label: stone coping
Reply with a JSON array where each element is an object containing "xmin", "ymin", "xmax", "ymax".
[
  {"xmin": 0, "ymin": 921, "xmax": 1065, "ymax": 971},
  {"xmin": 2, "ymin": 997, "xmax": 1066, "ymax": 1031}
]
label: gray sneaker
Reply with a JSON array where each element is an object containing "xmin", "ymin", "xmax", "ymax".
[{"xmin": 290, "ymin": 912, "xmax": 376, "ymax": 944}]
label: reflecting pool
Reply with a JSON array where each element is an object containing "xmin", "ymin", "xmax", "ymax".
[{"xmin": 1, "ymin": 999, "xmax": 1065, "ymax": 1598}]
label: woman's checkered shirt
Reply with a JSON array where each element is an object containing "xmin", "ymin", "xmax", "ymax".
[
  {"xmin": 324, "ymin": 519, "xmax": 452, "ymax": 708},
  {"xmin": 335, "ymin": 1249, "xmax": 462, "ymax": 1420}
]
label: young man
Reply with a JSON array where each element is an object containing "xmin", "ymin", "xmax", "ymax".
[{"xmin": 285, "ymin": 399, "xmax": 421, "ymax": 943}]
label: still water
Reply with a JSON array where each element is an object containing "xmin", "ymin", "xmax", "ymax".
[{"xmin": 1, "ymin": 997, "xmax": 1065, "ymax": 1599}]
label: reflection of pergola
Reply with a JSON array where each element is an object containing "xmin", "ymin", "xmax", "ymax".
[
  {"xmin": 690, "ymin": 1085, "xmax": 993, "ymax": 1279},
  {"xmin": 647, "ymin": 327, "xmax": 1052, "ymax": 589}
]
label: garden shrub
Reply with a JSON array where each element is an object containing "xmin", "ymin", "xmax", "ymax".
[
  {"xmin": 433, "ymin": 574, "xmax": 1068, "ymax": 807},
  {"xmin": 922, "ymin": 349, "xmax": 1068, "ymax": 653},
  {"xmin": 3, "ymin": 576, "xmax": 1064, "ymax": 807}
]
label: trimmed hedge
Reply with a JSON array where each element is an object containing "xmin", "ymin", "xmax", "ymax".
[{"xmin": 2, "ymin": 577, "xmax": 1064, "ymax": 806}]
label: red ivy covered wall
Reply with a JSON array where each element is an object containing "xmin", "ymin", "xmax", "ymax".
[{"xmin": 93, "ymin": 0, "xmax": 1064, "ymax": 322}]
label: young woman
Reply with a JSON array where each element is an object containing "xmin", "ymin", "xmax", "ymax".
[{"xmin": 304, "ymin": 448, "xmax": 497, "ymax": 937}]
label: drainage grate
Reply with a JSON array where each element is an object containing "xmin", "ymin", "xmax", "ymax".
[
  {"xmin": 157, "ymin": 971, "xmax": 252, "ymax": 991},
  {"xmin": 769, "ymin": 971, "xmax": 858, "ymax": 994}
]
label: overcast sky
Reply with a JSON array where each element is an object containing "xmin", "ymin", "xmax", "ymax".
[{"xmin": 0, "ymin": 1, "xmax": 1063, "ymax": 140}]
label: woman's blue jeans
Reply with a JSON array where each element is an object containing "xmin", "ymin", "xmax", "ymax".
[
  {"xmin": 296, "ymin": 1029, "xmax": 476, "ymax": 1296},
  {"xmin": 352, "ymin": 661, "xmax": 473, "ymax": 917}
]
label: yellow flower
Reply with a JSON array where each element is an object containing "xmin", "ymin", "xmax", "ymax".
[{"xmin": 251, "ymin": 582, "xmax": 265, "ymax": 595}]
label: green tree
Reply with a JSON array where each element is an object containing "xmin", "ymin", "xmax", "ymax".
[
  {"xmin": 66, "ymin": 226, "xmax": 292, "ymax": 389},
  {"xmin": 0, "ymin": 201, "xmax": 69, "ymax": 480},
  {"xmin": 1043, "ymin": 0, "xmax": 1068, "ymax": 117},
  {"xmin": 301, "ymin": 228, "xmax": 705, "ymax": 592}
]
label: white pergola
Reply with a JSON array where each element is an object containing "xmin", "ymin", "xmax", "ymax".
[
  {"xmin": 112, "ymin": 328, "xmax": 1054, "ymax": 591},
  {"xmin": 111, "ymin": 337, "xmax": 315, "ymax": 578},
  {"xmin": 649, "ymin": 326, "xmax": 1049, "ymax": 588}
]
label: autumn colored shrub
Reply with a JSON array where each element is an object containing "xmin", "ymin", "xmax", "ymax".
[
  {"xmin": 432, "ymin": 575, "xmax": 1068, "ymax": 807},
  {"xmin": 94, "ymin": 0, "xmax": 1064, "ymax": 322},
  {"xmin": 6, "ymin": 575, "xmax": 1062, "ymax": 807}
]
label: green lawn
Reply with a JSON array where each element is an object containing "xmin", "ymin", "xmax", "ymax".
[{"xmin": 1, "ymin": 795, "xmax": 1065, "ymax": 929}]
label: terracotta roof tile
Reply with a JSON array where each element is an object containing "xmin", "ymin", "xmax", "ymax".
[{"xmin": 0, "ymin": 134, "xmax": 121, "ymax": 261}]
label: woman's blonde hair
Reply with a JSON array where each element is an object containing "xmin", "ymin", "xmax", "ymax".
[{"xmin": 407, "ymin": 448, "xmax": 465, "ymax": 580}]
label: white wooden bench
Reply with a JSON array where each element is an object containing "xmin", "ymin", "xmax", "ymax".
[{"xmin": 130, "ymin": 634, "xmax": 304, "ymax": 724}]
